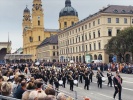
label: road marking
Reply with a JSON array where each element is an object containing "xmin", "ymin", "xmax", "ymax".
[
  {"xmin": 123, "ymin": 81, "xmax": 133, "ymax": 84},
  {"xmin": 123, "ymin": 87, "xmax": 133, "ymax": 91},
  {"xmin": 122, "ymin": 77, "xmax": 133, "ymax": 79},
  {"xmin": 98, "ymin": 93, "xmax": 118, "ymax": 100},
  {"xmin": 93, "ymin": 81, "xmax": 133, "ymax": 91},
  {"xmin": 77, "ymin": 87, "xmax": 83, "ymax": 89}
]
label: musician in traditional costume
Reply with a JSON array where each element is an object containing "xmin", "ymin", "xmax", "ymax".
[
  {"xmin": 113, "ymin": 71, "xmax": 123, "ymax": 100},
  {"xmin": 96, "ymin": 69, "xmax": 104, "ymax": 88},
  {"xmin": 107, "ymin": 69, "xmax": 113, "ymax": 87},
  {"xmin": 69, "ymin": 75, "xmax": 74, "ymax": 91},
  {"xmin": 62, "ymin": 74, "xmax": 66, "ymax": 88},
  {"xmin": 84, "ymin": 73, "xmax": 90, "ymax": 90},
  {"xmin": 89, "ymin": 69, "xmax": 94, "ymax": 83},
  {"xmin": 54, "ymin": 76, "xmax": 59, "ymax": 90}
]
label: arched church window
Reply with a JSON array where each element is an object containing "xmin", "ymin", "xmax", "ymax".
[
  {"xmin": 38, "ymin": 36, "xmax": 41, "ymax": 41},
  {"xmin": 71, "ymin": 21, "xmax": 74, "ymax": 26},
  {"xmin": 38, "ymin": 20, "xmax": 40, "ymax": 26},
  {"xmin": 64, "ymin": 22, "xmax": 67, "ymax": 27}
]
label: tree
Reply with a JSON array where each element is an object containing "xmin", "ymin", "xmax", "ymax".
[{"xmin": 105, "ymin": 27, "xmax": 133, "ymax": 62}]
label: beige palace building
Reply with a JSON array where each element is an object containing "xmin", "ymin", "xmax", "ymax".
[
  {"xmin": 58, "ymin": 5, "xmax": 133, "ymax": 63},
  {"xmin": 37, "ymin": 35, "xmax": 59, "ymax": 62}
]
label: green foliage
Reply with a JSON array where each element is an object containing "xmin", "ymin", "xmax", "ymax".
[{"xmin": 105, "ymin": 27, "xmax": 133, "ymax": 61}]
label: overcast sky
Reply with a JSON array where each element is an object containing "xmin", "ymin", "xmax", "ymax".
[{"xmin": 0, "ymin": 0, "xmax": 133, "ymax": 51}]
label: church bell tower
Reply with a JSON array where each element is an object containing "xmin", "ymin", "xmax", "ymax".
[
  {"xmin": 22, "ymin": 6, "xmax": 31, "ymax": 31},
  {"xmin": 32, "ymin": 0, "xmax": 44, "ymax": 29}
]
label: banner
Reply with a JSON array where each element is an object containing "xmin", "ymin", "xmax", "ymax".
[{"xmin": 85, "ymin": 54, "xmax": 92, "ymax": 63}]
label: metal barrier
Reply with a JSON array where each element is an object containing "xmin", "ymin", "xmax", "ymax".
[
  {"xmin": 0, "ymin": 95, "xmax": 20, "ymax": 100},
  {"xmin": 42, "ymin": 84, "xmax": 77, "ymax": 100}
]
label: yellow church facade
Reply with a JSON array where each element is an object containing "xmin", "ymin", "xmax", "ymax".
[
  {"xmin": 22, "ymin": 0, "xmax": 58, "ymax": 60},
  {"xmin": 22, "ymin": 0, "xmax": 79, "ymax": 61}
]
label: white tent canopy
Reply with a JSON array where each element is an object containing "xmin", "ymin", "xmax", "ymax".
[{"xmin": 4, "ymin": 54, "xmax": 32, "ymax": 60}]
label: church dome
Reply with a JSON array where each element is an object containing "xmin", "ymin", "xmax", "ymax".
[
  {"xmin": 59, "ymin": 0, "xmax": 78, "ymax": 17},
  {"xmin": 24, "ymin": 6, "xmax": 30, "ymax": 13}
]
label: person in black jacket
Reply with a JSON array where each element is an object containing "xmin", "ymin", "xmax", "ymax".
[
  {"xmin": 113, "ymin": 71, "xmax": 122, "ymax": 100},
  {"xmin": 89, "ymin": 69, "xmax": 94, "ymax": 82},
  {"xmin": 107, "ymin": 69, "xmax": 113, "ymax": 87},
  {"xmin": 62, "ymin": 74, "xmax": 66, "ymax": 88},
  {"xmin": 96, "ymin": 69, "xmax": 104, "ymax": 88},
  {"xmin": 54, "ymin": 76, "xmax": 59, "ymax": 91},
  {"xmin": 84, "ymin": 73, "xmax": 90, "ymax": 90},
  {"xmin": 69, "ymin": 75, "xmax": 74, "ymax": 91}
]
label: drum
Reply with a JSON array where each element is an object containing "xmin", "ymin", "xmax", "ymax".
[
  {"xmin": 74, "ymin": 80, "xmax": 78, "ymax": 85},
  {"xmin": 102, "ymin": 77, "xmax": 106, "ymax": 82},
  {"xmin": 59, "ymin": 80, "xmax": 63, "ymax": 85}
]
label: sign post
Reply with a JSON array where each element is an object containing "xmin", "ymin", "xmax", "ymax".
[
  {"xmin": 112, "ymin": 55, "xmax": 117, "ymax": 63},
  {"xmin": 85, "ymin": 54, "xmax": 92, "ymax": 63}
]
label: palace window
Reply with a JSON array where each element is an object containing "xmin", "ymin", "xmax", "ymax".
[
  {"xmin": 73, "ymin": 47, "xmax": 74, "ymax": 53},
  {"xmin": 93, "ymin": 32, "xmax": 95, "ymax": 38},
  {"xmin": 117, "ymin": 29, "xmax": 120, "ymax": 34},
  {"xmin": 79, "ymin": 46, "xmax": 81, "ymax": 52},
  {"xmin": 108, "ymin": 18, "xmax": 111, "ymax": 23},
  {"xmin": 53, "ymin": 52, "xmax": 55, "ymax": 56},
  {"xmin": 98, "ymin": 42, "xmax": 101, "ymax": 50},
  {"xmin": 89, "ymin": 23, "xmax": 91, "ymax": 28},
  {"xmin": 93, "ymin": 21, "xmax": 95, "ymax": 26},
  {"xmin": 53, "ymin": 46, "xmax": 55, "ymax": 49},
  {"xmin": 85, "ymin": 25, "xmax": 87, "ymax": 29},
  {"xmin": 98, "ymin": 30, "xmax": 100, "ymax": 37},
  {"xmin": 108, "ymin": 29, "xmax": 112, "ymax": 36},
  {"xmin": 82, "ymin": 35, "xmax": 84, "ymax": 41},
  {"xmin": 89, "ymin": 33, "xmax": 91, "ymax": 39},
  {"xmin": 82, "ymin": 26, "xmax": 84, "ymax": 30},
  {"xmin": 86, "ymin": 45, "xmax": 88, "ymax": 51},
  {"xmin": 79, "ymin": 28, "xmax": 80, "ymax": 32},
  {"xmin": 85, "ymin": 34, "xmax": 87, "ymax": 40},
  {"xmin": 98, "ymin": 19, "xmax": 100, "ymax": 24},
  {"xmin": 132, "ymin": 19, "xmax": 133, "ymax": 24},
  {"xmin": 79, "ymin": 36, "xmax": 80, "ymax": 42},
  {"xmin": 94, "ymin": 43, "xmax": 96, "ymax": 50},
  {"xmin": 116, "ymin": 18, "xmax": 119, "ymax": 23},
  {"xmin": 114, "ymin": 9, "xmax": 118, "ymax": 13},
  {"xmin": 90, "ymin": 44, "xmax": 92, "ymax": 51},
  {"xmin": 124, "ymin": 18, "xmax": 127, "ymax": 24},
  {"xmin": 73, "ymin": 38, "xmax": 74, "ymax": 44}
]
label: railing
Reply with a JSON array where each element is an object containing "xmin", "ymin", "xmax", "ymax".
[
  {"xmin": 0, "ymin": 83, "xmax": 78, "ymax": 100},
  {"xmin": 0, "ymin": 95, "xmax": 21, "ymax": 100},
  {"xmin": 42, "ymin": 84, "xmax": 77, "ymax": 100}
]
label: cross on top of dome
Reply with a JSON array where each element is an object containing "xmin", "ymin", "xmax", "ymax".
[{"xmin": 65, "ymin": 0, "xmax": 71, "ymax": 7}]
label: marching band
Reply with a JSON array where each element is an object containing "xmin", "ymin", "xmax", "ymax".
[{"xmin": 22, "ymin": 63, "xmax": 122, "ymax": 100}]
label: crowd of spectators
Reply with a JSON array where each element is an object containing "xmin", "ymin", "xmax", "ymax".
[
  {"xmin": 0, "ymin": 63, "xmax": 91, "ymax": 100},
  {"xmin": 87, "ymin": 62, "xmax": 133, "ymax": 74}
]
